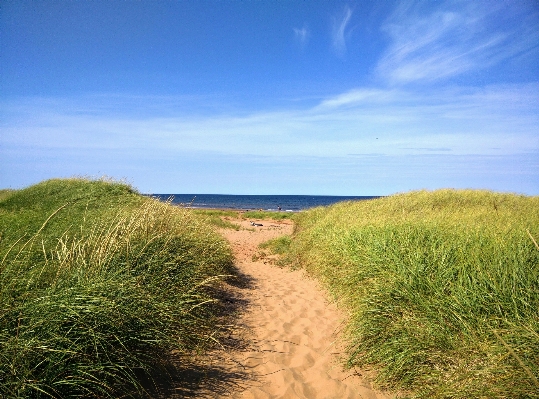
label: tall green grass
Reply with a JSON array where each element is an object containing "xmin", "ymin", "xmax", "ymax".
[
  {"xmin": 0, "ymin": 179, "xmax": 234, "ymax": 398},
  {"xmin": 287, "ymin": 190, "xmax": 539, "ymax": 398},
  {"xmin": 259, "ymin": 236, "xmax": 292, "ymax": 255},
  {"xmin": 192, "ymin": 209, "xmax": 242, "ymax": 230}
]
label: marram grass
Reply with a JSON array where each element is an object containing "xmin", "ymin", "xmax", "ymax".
[
  {"xmin": 287, "ymin": 189, "xmax": 539, "ymax": 398},
  {"xmin": 0, "ymin": 179, "xmax": 234, "ymax": 398}
]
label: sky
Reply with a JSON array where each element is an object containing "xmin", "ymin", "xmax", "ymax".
[{"xmin": 1, "ymin": 0, "xmax": 538, "ymax": 195}]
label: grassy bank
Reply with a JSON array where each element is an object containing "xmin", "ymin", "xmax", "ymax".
[
  {"xmin": 0, "ymin": 179, "xmax": 234, "ymax": 398},
  {"xmin": 286, "ymin": 190, "xmax": 539, "ymax": 398}
]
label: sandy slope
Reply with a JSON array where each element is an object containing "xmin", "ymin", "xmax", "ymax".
[{"xmin": 214, "ymin": 217, "xmax": 392, "ymax": 399}]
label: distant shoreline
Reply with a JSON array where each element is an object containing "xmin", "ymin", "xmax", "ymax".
[
  {"xmin": 146, "ymin": 194, "xmax": 382, "ymax": 212},
  {"xmin": 195, "ymin": 207, "xmax": 298, "ymax": 213}
]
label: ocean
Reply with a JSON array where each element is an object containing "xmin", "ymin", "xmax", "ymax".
[{"xmin": 149, "ymin": 194, "xmax": 381, "ymax": 212}]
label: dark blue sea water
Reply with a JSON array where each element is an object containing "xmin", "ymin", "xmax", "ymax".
[{"xmin": 149, "ymin": 194, "xmax": 380, "ymax": 212}]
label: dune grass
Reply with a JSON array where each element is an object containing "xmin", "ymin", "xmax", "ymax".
[
  {"xmin": 242, "ymin": 210, "xmax": 292, "ymax": 220},
  {"xmin": 0, "ymin": 189, "xmax": 15, "ymax": 202},
  {"xmin": 192, "ymin": 209, "xmax": 242, "ymax": 230},
  {"xmin": 0, "ymin": 178, "xmax": 234, "ymax": 398},
  {"xmin": 286, "ymin": 189, "xmax": 539, "ymax": 398},
  {"xmin": 259, "ymin": 235, "xmax": 292, "ymax": 255}
]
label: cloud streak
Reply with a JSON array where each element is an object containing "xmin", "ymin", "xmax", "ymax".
[
  {"xmin": 331, "ymin": 6, "xmax": 352, "ymax": 56},
  {"xmin": 317, "ymin": 88, "xmax": 399, "ymax": 108},
  {"xmin": 376, "ymin": 1, "xmax": 539, "ymax": 84}
]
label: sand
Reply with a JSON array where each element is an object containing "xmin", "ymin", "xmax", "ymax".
[{"xmin": 211, "ymin": 217, "xmax": 392, "ymax": 399}]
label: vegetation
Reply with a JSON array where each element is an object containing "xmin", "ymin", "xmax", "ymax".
[
  {"xmin": 192, "ymin": 209, "xmax": 240, "ymax": 219},
  {"xmin": 259, "ymin": 235, "xmax": 292, "ymax": 255},
  {"xmin": 192, "ymin": 209, "xmax": 293, "ymax": 230},
  {"xmin": 242, "ymin": 210, "xmax": 292, "ymax": 221},
  {"xmin": 0, "ymin": 189, "xmax": 15, "ymax": 201},
  {"xmin": 0, "ymin": 178, "xmax": 234, "ymax": 398},
  {"xmin": 286, "ymin": 190, "xmax": 539, "ymax": 398},
  {"xmin": 192, "ymin": 209, "xmax": 242, "ymax": 230}
]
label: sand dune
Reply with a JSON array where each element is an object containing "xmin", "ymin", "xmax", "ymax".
[{"xmin": 215, "ymin": 218, "xmax": 392, "ymax": 399}]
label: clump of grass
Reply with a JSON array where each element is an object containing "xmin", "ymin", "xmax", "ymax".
[
  {"xmin": 192, "ymin": 210, "xmax": 242, "ymax": 230},
  {"xmin": 243, "ymin": 210, "xmax": 292, "ymax": 220},
  {"xmin": 259, "ymin": 235, "xmax": 292, "ymax": 255},
  {"xmin": 257, "ymin": 236, "xmax": 293, "ymax": 266},
  {"xmin": 0, "ymin": 178, "xmax": 234, "ymax": 398},
  {"xmin": 287, "ymin": 189, "xmax": 539, "ymax": 398},
  {"xmin": 208, "ymin": 216, "xmax": 242, "ymax": 230},
  {"xmin": 192, "ymin": 209, "xmax": 241, "ymax": 219}
]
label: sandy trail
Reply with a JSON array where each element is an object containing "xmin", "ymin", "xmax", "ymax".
[{"xmin": 213, "ymin": 217, "xmax": 391, "ymax": 399}]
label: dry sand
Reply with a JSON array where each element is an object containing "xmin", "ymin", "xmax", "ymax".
[{"xmin": 209, "ymin": 217, "xmax": 393, "ymax": 399}]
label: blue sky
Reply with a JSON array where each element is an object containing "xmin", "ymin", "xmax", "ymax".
[{"xmin": 1, "ymin": 0, "xmax": 538, "ymax": 195}]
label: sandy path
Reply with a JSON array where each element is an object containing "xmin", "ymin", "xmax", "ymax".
[{"xmin": 215, "ymin": 217, "xmax": 392, "ymax": 399}]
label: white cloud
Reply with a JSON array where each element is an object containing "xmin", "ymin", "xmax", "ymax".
[
  {"xmin": 293, "ymin": 25, "xmax": 310, "ymax": 47},
  {"xmin": 3, "ymin": 84, "xmax": 538, "ymax": 158},
  {"xmin": 317, "ymin": 88, "xmax": 399, "ymax": 108},
  {"xmin": 2, "ymin": 83, "xmax": 538, "ymax": 193},
  {"xmin": 376, "ymin": 1, "xmax": 539, "ymax": 84},
  {"xmin": 331, "ymin": 5, "xmax": 352, "ymax": 56}
]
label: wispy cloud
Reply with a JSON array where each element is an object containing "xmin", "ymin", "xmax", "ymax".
[
  {"xmin": 317, "ymin": 88, "xmax": 399, "ymax": 108},
  {"xmin": 2, "ymin": 83, "xmax": 538, "ymax": 193},
  {"xmin": 293, "ymin": 24, "xmax": 310, "ymax": 48},
  {"xmin": 3, "ymin": 83, "xmax": 537, "ymax": 158},
  {"xmin": 402, "ymin": 147, "xmax": 452, "ymax": 152},
  {"xmin": 331, "ymin": 5, "xmax": 353, "ymax": 56},
  {"xmin": 376, "ymin": 1, "xmax": 539, "ymax": 84}
]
